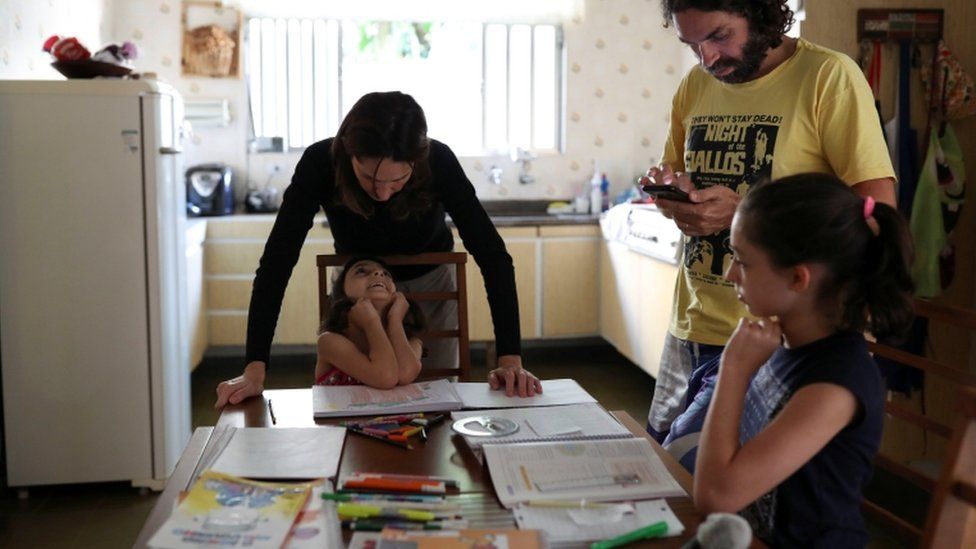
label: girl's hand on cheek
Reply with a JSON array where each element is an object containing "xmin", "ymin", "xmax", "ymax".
[
  {"xmin": 722, "ymin": 317, "xmax": 782, "ymax": 377},
  {"xmin": 388, "ymin": 292, "xmax": 409, "ymax": 322},
  {"xmin": 350, "ymin": 298, "xmax": 381, "ymax": 328}
]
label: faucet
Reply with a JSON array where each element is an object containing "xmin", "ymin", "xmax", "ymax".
[
  {"xmin": 487, "ymin": 165, "xmax": 504, "ymax": 185},
  {"xmin": 511, "ymin": 147, "xmax": 537, "ymax": 185}
]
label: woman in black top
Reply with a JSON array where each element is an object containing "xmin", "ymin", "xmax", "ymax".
[{"xmin": 215, "ymin": 91, "xmax": 541, "ymax": 407}]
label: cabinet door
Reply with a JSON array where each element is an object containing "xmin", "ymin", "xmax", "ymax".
[
  {"xmin": 542, "ymin": 234, "xmax": 600, "ymax": 337},
  {"xmin": 600, "ymin": 240, "xmax": 640, "ymax": 364},
  {"xmin": 635, "ymin": 253, "xmax": 679, "ymax": 379},
  {"xmin": 204, "ymin": 217, "xmax": 332, "ymax": 346},
  {"xmin": 456, "ymin": 227, "xmax": 538, "ymax": 341}
]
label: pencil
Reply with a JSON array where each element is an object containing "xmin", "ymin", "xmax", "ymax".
[
  {"xmin": 267, "ymin": 399, "xmax": 277, "ymax": 425},
  {"xmin": 346, "ymin": 426, "xmax": 413, "ymax": 450}
]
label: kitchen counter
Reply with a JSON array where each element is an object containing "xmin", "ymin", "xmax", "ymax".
[{"xmin": 205, "ymin": 199, "xmax": 600, "ymax": 227}]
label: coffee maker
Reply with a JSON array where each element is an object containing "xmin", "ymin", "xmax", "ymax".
[{"xmin": 186, "ymin": 163, "xmax": 234, "ymax": 216}]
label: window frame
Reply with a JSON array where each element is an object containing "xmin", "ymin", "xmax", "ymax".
[{"xmin": 245, "ymin": 17, "xmax": 565, "ymax": 156}]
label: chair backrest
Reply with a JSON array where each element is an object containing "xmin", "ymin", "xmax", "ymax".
[
  {"xmin": 920, "ymin": 386, "xmax": 976, "ymax": 549},
  {"xmin": 861, "ymin": 299, "xmax": 976, "ymax": 545},
  {"xmin": 316, "ymin": 252, "xmax": 470, "ymax": 382}
]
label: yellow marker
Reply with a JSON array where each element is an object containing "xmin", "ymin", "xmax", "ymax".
[
  {"xmin": 337, "ymin": 502, "xmax": 435, "ymax": 522},
  {"xmin": 526, "ymin": 499, "xmax": 616, "ymax": 509},
  {"xmin": 403, "ymin": 426, "xmax": 423, "ymax": 437}
]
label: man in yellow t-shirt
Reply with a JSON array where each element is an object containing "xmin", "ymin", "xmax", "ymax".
[{"xmin": 644, "ymin": 0, "xmax": 895, "ymax": 471}]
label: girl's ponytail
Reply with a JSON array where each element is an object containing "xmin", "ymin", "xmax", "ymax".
[{"xmin": 850, "ymin": 200, "xmax": 914, "ymax": 340}]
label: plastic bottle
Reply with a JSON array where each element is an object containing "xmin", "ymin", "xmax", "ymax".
[
  {"xmin": 590, "ymin": 163, "xmax": 602, "ymax": 216},
  {"xmin": 600, "ymin": 173, "xmax": 610, "ymax": 212}
]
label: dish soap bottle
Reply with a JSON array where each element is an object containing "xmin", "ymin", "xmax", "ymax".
[
  {"xmin": 600, "ymin": 173, "xmax": 610, "ymax": 211},
  {"xmin": 590, "ymin": 163, "xmax": 603, "ymax": 216}
]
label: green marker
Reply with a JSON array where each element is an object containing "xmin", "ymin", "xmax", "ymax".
[{"xmin": 590, "ymin": 520, "xmax": 668, "ymax": 549}]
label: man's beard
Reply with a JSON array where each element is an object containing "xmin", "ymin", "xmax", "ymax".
[{"xmin": 708, "ymin": 31, "xmax": 775, "ymax": 84}]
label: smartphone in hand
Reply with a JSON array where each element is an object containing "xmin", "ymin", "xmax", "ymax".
[{"xmin": 641, "ymin": 184, "xmax": 692, "ymax": 203}]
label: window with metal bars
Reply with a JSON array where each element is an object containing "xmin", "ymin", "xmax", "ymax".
[{"xmin": 246, "ymin": 18, "xmax": 564, "ymax": 155}]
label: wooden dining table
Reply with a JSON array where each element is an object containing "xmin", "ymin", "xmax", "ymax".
[{"xmin": 134, "ymin": 387, "xmax": 757, "ymax": 548}]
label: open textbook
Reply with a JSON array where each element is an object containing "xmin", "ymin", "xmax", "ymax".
[
  {"xmin": 451, "ymin": 403, "xmax": 633, "ymax": 460},
  {"xmin": 483, "ymin": 437, "xmax": 685, "ymax": 509},
  {"xmin": 311, "ymin": 378, "xmax": 598, "ymax": 417}
]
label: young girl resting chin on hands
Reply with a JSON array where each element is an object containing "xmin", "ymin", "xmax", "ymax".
[
  {"xmin": 315, "ymin": 257, "xmax": 426, "ymax": 389},
  {"xmin": 694, "ymin": 174, "xmax": 914, "ymax": 547}
]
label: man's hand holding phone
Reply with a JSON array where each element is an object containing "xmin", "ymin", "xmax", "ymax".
[{"xmin": 638, "ymin": 165, "xmax": 740, "ymax": 236}]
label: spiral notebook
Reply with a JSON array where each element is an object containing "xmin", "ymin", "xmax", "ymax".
[{"xmin": 450, "ymin": 403, "xmax": 633, "ymax": 460}]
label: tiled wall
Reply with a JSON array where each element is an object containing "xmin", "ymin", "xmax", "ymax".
[{"xmin": 0, "ymin": 0, "xmax": 695, "ymax": 202}]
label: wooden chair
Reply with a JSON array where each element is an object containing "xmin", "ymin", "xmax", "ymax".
[
  {"xmin": 920, "ymin": 385, "xmax": 976, "ymax": 549},
  {"xmin": 316, "ymin": 252, "xmax": 471, "ymax": 381},
  {"xmin": 861, "ymin": 299, "xmax": 976, "ymax": 545}
]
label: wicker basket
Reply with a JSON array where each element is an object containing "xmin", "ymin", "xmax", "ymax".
[{"xmin": 183, "ymin": 24, "xmax": 235, "ymax": 77}]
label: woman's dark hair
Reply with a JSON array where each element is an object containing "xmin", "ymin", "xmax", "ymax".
[
  {"xmin": 737, "ymin": 173, "xmax": 914, "ymax": 339},
  {"xmin": 660, "ymin": 0, "xmax": 794, "ymax": 49},
  {"xmin": 320, "ymin": 256, "xmax": 426, "ymax": 338},
  {"xmin": 331, "ymin": 91, "xmax": 434, "ymax": 220}
]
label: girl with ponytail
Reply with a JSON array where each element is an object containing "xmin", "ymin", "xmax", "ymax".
[{"xmin": 693, "ymin": 173, "xmax": 913, "ymax": 547}]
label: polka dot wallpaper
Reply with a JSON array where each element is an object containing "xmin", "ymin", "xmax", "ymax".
[{"xmin": 0, "ymin": 0, "xmax": 694, "ymax": 202}]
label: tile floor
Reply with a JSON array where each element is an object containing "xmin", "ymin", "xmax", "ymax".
[{"xmin": 0, "ymin": 343, "xmax": 920, "ymax": 548}]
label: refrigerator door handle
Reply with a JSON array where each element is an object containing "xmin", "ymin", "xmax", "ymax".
[{"xmin": 159, "ymin": 146, "xmax": 183, "ymax": 155}]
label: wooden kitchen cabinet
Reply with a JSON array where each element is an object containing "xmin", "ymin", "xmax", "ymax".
[
  {"xmin": 540, "ymin": 225, "xmax": 601, "ymax": 337},
  {"xmin": 454, "ymin": 227, "xmax": 539, "ymax": 341},
  {"xmin": 201, "ymin": 218, "xmax": 604, "ymax": 352},
  {"xmin": 204, "ymin": 216, "xmax": 332, "ymax": 346},
  {"xmin": 599, "ymin": 239, "xmax": 678, "ymax": 378},
  {"xmin": 600, "ymin": 240, "xmax": 640, "ymax": 364},
  {"xmin": 635, "ymin": 252, "xmax": 678, "ymax": 379}
]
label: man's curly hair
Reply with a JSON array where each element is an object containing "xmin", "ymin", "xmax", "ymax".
[{"xmin": 661, "ymin": 0, "xmax": 794, "ymax": 49}]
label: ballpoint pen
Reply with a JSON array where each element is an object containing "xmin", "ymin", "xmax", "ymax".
[
  {"xmin": 267, "ymin": 399, "xmax": 277, "ymax": 425},
  {"xmin": 590, "ymin": 520, "xmax": 668, "ymax": 549},
  {"xmin": 342, "ymin": 519, "xmax": 469, "ymax": 532},
  {"xmin": 323, "ymin": 492, "xmax": 446, "ymax": 503}
]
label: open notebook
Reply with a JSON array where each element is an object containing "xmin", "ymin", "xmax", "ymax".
[
  {"xmin": 483, "ymin": 437, "xmax": 686, "ymax": 509},
  {"xmin": 450, "ymin": 403, "xmax": 633, "ymax": 460}
]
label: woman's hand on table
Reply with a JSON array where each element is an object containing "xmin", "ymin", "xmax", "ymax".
[
  {"xmin": 214, "ymin": 361, "xmax": 266, "ymax": 409},
  {"xmin": 489, "ymin": 355, "xmax": 543, "ymax": 397}
]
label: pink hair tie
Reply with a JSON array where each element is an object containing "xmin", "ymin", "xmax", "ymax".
[
  {"xmin": 863, "ymin": 196, "xmax": 880, "ymax": 236},
  {"xmin": 863, "ymin": 196, "xmax": 876, "ymax": 219}
]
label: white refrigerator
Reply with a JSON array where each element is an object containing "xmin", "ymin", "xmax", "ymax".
[{"xmin": 0, "ymin": 79, "xmax": 191, "ymax": 488}]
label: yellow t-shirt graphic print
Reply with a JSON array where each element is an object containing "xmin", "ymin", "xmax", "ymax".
[{"xmin": 662, "ymin": 39, "xmax": 895, "ymax": 345}]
